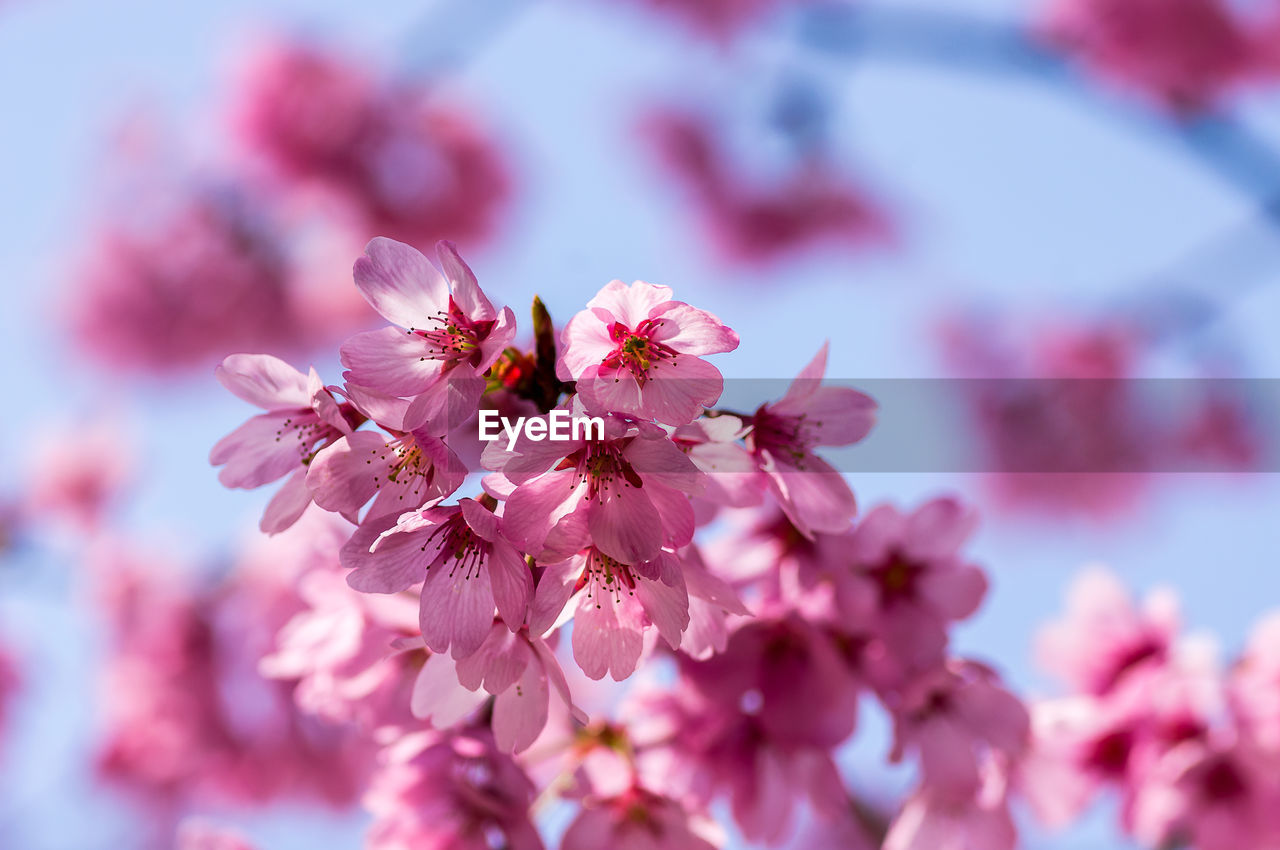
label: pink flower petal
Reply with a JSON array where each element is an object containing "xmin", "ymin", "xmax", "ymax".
[
  {"xmin": 215, "ymin": 353, "xmax": 311, "ymax": 410},
  {"xmin": 492, "ymin": 657, "xmax": 549, "ymax": 753},
  {"xmin": 571, "ymin": 593, "xmax": 646, "ymax": 681},
  {"xmin": 260, "ymin": 468, "xmax": 312, "ymax": 534},
  {"xmin": 353, "ymin": 237, "xmax": 448, "ymax": 328},
  {"xmin": 340, "ymin": 326, "xmax": 444, "ymax": 398},
  {"xmin": 419, "ymin": 555, "xmax": 497, "ymax": 658},
  {"xmin": 435, "ymin": 240, "xmax": 496, "ymax": 322}
]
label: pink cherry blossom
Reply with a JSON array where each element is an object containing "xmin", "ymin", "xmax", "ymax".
[
  {"xmin": 1021, "ymin": 654, "xmax": 1220, "ymax": 830},
  {"xmin": 827, "ymin": 498, "xmax": 987, "ymax": 680},
  {"xmin": 1127, "ymin": 736, "xmax": 1280, "ymax": 850},
  {"xmin": 211, "ymin": 354, "xmax": 357, "ymax": 533},
  {"xmin": 557, "ymin": 279, "xmax": 739, "ymax": 426},
  {"xmin": 305, "ymin": 424, "xmax": 465, "ymax": 522},
  {"xmin": 625, "ymin": 613, "xmax": 861, "ymax": 843},
  {"xmin": 483, "ymin": 413, "xmax": 703, "ymax": 564},
  {"xmin": 562, "ymin": 786, "xmax": 721, "ymax": 850},
  {"xmin": 888, "ymin": 660, "xmax": 1029, "ymax": 801},
  {"xmin": 938, "ymin": 316, "xmax": 1151, "ymax": 516},
  {"xmin": 530, "ymin": 546, "xmax": 691, "ymax": 681},
  {"xmin": 677, "ymin": 544, "xmax": 752, "ymax": 660},
  {"xmin": 340, "ymin": 238, "xmax": 517, "ymax": 429},
  {"xmin": 628, "ymin": 668, "xmax": 849, "ymax": 844},
  {"xmin": 410, "ymin": 622, "xmax": 586, "ymax": 753},
  {"xmin": 229, "ymin": 37, "xmax": 510, "ymax": 249},
  {"xmin": 747, "ymin": 343, "xmax": 876, "ymax": 536},
  {"xmin": 341, "ymin": 499, "xmax": 533, "ymax": 659},
  {"xmin": 259, "ymin": 566, "xmax": 421, "ymax": 730},
  {"xmin": 669, "ymin": 414, "xmax": 764, "ymax": 518},
  {"xmin": 1036, "ymin": 565, "xmax": 1179, "ymax": 696},
  {"xmin": 363, "ymin": 727, "xmax": 544, "ymax": 850}
]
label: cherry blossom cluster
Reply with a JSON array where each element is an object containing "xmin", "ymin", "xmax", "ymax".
[
  {"xmin": 205, "ymin": 236, "xmax": 1033, "ymax": 848},
  {"xmin": 1025, "ymin": 566, "xmax": 1280, "ymax": 850}
]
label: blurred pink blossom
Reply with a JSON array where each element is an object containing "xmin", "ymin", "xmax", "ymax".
[
  {"xmin": 90, "ymin": 525, "xmax": 370, "ymax": 817},
  {"xmin": 1039, "ymin": 0, "xmax": 1263, "ymax": 111},
  {"xmin": 229, "ymin": 37, "xmax": 510, "ymax": 250},
  {"xmin": 65, "ymin": 189, "xmax": 299, "ymax": 372},
  {"xmin": 561, "ymin": 786, "xmax": 721, "ymax": 850},
  {"xmin": 631, "ymin": 0, "xmax": 805, "ymax": 39},
  {"xmin": 644, "ymin": 109, "xmax": 890, "ymax": 266},
  {"xmin": 24, "ymin": 419, "xmax": 132, "ymax": 530},
  {"xmin": 176, "ymin": 820, "xmax": 259, "ymax": 850},
  {"xmin": 363, "ymin": 727, "xmax": 543, "ymax": 850},
  {"xmin": 0, "ymin": 644, "xmax": 19, "ymax": 761}
]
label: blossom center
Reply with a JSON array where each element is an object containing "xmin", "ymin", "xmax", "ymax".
[
  {"xmin": 408, "ymin": 299, "xmax": 495, "ymax": 365},
  {"xmin": 577, "ymin": 549, "xmax": 638, "ymax": 603},
  {"xmin": 602, "ymin": 320, "xmax": 676, "ymax": 381},
  {"xmin": 275, "ymin": 413, "xmax": 342, "ymax": 465}
]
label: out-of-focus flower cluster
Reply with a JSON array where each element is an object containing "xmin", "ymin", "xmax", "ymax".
[
  {"xmin": 197, "ymin": 236, "xmax": 1037, "ymax": 848},
  {"xmin": 1038, "ymin": 0, "xmax": 1280, "ymax": 112},
  {"xmin": 63, "ymin": 36, "xmax": 509, "ymax": 374},
  {"xmin": 1025, "ymin": 566, "xmax": 1280, "ymax": 850},
  {"xmin": 940, "ymin": 314, "xmax": 1260, "ymax": 518}
]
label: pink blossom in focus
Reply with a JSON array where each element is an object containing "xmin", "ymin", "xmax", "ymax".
[
  {"xmin": 306, "ymin": 424, "xmax": 465, "ymax": 523},
  {"xmin": 645, "ymin": 109, "xmax": 890, "ymax": 266},
  {"xmin": 210, "ymin": 354, "xmax": 358, "ymax": 533},
  {"xmin": 482, "ymin": 412, "xmax": 702, "ymax": 565},
  {"xmin": 363, "ymin": 727, "xmax": 544, "ymax": 850},
  {"xmin": 341, "ymin": 499, "xmax": 533, "ymax": 659},
  {"xmin": 411, "ymin": 622, "xmax": 587, "ymax": 753},
  {"xmin": 557, "ymin": 279, "xmax": 739, "ymax": 426},
  {"xmin": 530, "ymin": 546, "xmax": 691, "ymax": 681},
  {"xmin": 230, "ymin": 38, "xmax": 509, "ymax": 249},
  {"xmin": 340, "ymin": 238, "xmax": 517, "ymax": 429},
  {"xmin": 747, "ymin": 344, "xmax": 876, "ymax": 537}
]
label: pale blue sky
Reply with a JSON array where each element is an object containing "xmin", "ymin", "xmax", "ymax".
[{"xmin": 3, "ymin": 0, "xmax": 1280, "ymax": 848}]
